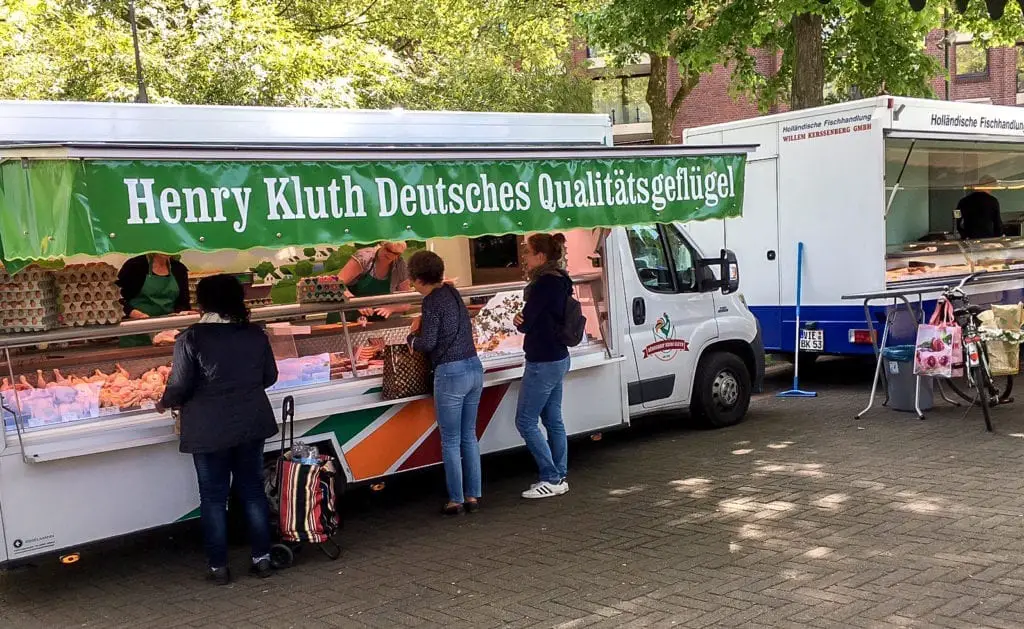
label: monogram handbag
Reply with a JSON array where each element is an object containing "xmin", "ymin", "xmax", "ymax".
[{"xmin": 381, "ymin": 344, "xmax": 432, "ymax": 400}]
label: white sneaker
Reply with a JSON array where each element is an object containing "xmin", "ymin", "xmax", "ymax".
[{"xmin": 522, "ymin": 480, "xmax": 569, "ymax": 499}]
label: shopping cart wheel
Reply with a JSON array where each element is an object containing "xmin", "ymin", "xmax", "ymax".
[
  {"xmin": 270, "ymin": 543, "xmax": 294, "ymax": 569},
  {"xmin": 318, "ymin": 537, "xmax": 342, "ymax": 561}
]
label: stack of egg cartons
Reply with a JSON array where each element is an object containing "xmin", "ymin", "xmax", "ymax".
[
  {"xmin": 0, "ymin": 266, "xmax": 60, "ymax": 332},
  {"xmin": 297, "ymin": 275, "xmax": 346, "ymax": 303},
  {"xmin": 53, "ymin": 263, "xmax": 123, "ymax": 327}
]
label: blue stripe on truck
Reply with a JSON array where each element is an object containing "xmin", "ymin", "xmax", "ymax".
[{"xmin": 751, "ymin": 282, "xmax": 1024, "ymax": 356}]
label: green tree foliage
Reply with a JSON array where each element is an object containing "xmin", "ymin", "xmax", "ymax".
[
  {"xmin": 580, "ymin": 0, "xmax": 731, "ymax": 143},
  {"xmin": 0, "ymin": 0, "xmax": 592, "ymax": 113},
  {"xmin": 728, "ymin": 0, "xmax": 1024, "ymax": 111}
]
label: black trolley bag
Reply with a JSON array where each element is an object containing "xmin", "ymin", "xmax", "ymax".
[{"xmin": 265, "ymin": 396, "xmax": 342, "ymax": 567}]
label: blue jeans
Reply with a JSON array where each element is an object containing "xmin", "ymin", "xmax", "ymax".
[
  {"xmin": 515, "ymin": 357, "xmax": 571, "ymax": 484},
  {"xmin": 192, "ymin": 439, "xmax": 271, "ymax": 569},
  {"xmin": 434, "ymin": 357, "xmax": 484, "ymax": 504}
]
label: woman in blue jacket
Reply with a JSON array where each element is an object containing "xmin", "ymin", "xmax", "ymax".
[{"xmin": 513, "ymin": 234, "xmax": 573, "ymax": 499}]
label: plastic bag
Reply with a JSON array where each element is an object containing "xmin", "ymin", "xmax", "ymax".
[
  {"xmin": 914, "ymin": 300, "xmax": 962, "ymax": 378},
  {"xmin": 914, "ymin": 324, "xmax": 954, "ymax": 378}
]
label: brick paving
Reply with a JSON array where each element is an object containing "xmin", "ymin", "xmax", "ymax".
[{"xmin": 5, "ymin": 359, "xmax": 1024, "ymax": 628}]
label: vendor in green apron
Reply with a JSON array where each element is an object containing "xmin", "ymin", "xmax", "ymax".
[
  {"xmin": 326, "ymin": 242, "xmax": 412, "ymax": 324},
  {"xmin": 116, "ymin": 254, "xmax": 191, "ymax": 347}
]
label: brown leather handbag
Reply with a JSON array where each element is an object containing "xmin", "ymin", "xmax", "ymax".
[{"xmin": 381, "ymin": 344, "xmax": 432, "ymax": 400}]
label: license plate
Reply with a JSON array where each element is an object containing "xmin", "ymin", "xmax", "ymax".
[{"xmin": 799, "ymin": 329, "xmax": 824, "ymax": 352}]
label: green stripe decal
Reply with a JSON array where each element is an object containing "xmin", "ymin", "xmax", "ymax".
[{"xmin": 304, "ymin": 404, "xmax": 390, "ymax": 444}]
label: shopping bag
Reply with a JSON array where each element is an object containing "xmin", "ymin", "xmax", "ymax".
[
  {"xmin": 927, "ymin": 300, "xmax": 963, "ymax": 378},
  {"xmin": 914, "ymin": 322, "xmax": 954, "ymax": 378},
  {"xmin": 981, "ymin": 304, "xmax": 1022, "ymax": 376},
  {"xmin": 380, "ymin": 344, "xmax": 432, "ymax": 400},
  {"xmin": 278, "ymin": 456, "xmax": 340, "ymax": 544},
  {"xmin": 987, "ymin": 341, "xmax": 1019, "ymax": 376}
]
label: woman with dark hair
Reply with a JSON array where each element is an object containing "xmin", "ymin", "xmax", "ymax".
[
  {"xmin": 116, "ymin": 253, "xmax": 191, "ymax": 347},
  {"xmin": 513, "ymin": 233, "xmax": 572, "ymax": 499},
  {"xmin": 157, "ymin": 274, "xmax": 279, "ymax": 584},
  {"xmin": 406, "ymin": 251, "xmax": 484, "ymax": 515}
]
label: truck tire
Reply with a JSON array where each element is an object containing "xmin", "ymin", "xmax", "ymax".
[{"xmin": 692, "ymin": 352, "xmax": 752, "ymax": 429}]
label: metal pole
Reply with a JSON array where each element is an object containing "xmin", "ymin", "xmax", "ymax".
[{"xmin": 129, "ymin": 0, "xmax": 149, "ymax": 103}]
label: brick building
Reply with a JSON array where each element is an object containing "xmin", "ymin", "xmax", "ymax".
[{"xmin": 584, "ymin": 33, "xmax": 1024, "ymax": 144}]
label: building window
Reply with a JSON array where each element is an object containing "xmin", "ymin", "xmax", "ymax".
[
  {"xmin": 1017, "ymin": 45, "xmax": 1024, "ymax": 93},
  {"xmin": 955, "ymin": 43, "xmax": 989, "ymax": 78},
  {"xmin": 593, "ymin": 75, "xmax": 652, "ymax": 125}
]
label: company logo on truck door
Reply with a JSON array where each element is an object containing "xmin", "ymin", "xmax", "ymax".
[{"xmin": 643, "ymin": 313, "xmax": 690, "ymax": 361}]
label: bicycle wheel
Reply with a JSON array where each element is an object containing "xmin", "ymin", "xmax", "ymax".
[
  {"xmin": 945, "ymin": 375, "xmax": 1013, "ymax": 404},
  {"xmin": 971, "ymin": 364, "xmax": 994, "ymax": 433}
]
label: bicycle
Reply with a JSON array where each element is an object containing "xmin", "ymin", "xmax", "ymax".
[{"xmin": 935, "ymin": 274, "xmax": 1013, "ymax": 432}]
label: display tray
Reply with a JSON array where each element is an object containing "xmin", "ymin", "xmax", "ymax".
[{"xmin": 6, "ymin": 344, "xmax": 617, "ymax": 463}]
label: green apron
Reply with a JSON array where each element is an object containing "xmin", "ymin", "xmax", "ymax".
[
  {"xmin": 119, "ymin": 268, "xmax": 180, "ymax": 347},
  {"xmin": 326, "ymin": 270, "xmax": 392, "ymax": 325}
]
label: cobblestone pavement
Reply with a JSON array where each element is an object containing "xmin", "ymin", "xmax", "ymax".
[{"xmin": 6, "ymin": 359, "xmax": 1024, "ymax": 628}]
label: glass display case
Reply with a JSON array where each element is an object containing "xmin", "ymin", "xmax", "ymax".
[
  {"xmin": 885, "ymin": 237, "xmax": 1024, "ymax": 286},
  {"xmin": 1, "ymin": 273, "xmax": 608, "ymax": 438}
]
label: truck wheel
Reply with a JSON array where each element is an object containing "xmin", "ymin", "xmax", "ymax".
[{"xmin": 692, "ymin": 352, "xmax": 751, "ymax": 428}]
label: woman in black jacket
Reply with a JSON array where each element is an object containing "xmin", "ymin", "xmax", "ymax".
[
  {"xmin": 514, "ymin": 234, "xmax": 573, "ymax": 500},
  {"xmin": 157, "ymin": 274, "xmax": 279, "ymax": 585}
]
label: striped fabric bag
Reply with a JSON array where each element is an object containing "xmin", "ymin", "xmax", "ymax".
[{"xmin": 278, "ymin": 455, "xmax": 341, "ymax": 545}]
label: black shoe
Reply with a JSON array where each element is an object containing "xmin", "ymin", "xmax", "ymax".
[
  {"xmin": 207, "ymin": 566, "xmax": 231, "ymax": 586},
  {"xmin": 250, "ymin": 557, "xmax": 273, "ymax": 579},
  {"xmin": 465, "ymin": 499, "xmax": 480, "ymax": 513},
  {"xmin": 441, "ymin": 502, "xmax": 464, "ymax": 516}
]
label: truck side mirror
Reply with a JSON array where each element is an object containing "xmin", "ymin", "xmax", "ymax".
[
  {"xmin": 720, "ymin": 249, "xmax": 739, "ymax": 295},
  {"xmin": 696, "ymin": 249, "xmax": 739, "ymax": 294}
]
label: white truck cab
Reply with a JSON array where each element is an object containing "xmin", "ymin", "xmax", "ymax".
[{"xmin": 610, "ymin": 224, "xmax": 763, "ymax": 427}]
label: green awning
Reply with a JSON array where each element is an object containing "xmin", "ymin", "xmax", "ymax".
[{"xmin": 0, "ymin": 153, "xmax": 745, "ymax": 261}]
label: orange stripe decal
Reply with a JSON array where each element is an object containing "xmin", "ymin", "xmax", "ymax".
[{"xmin": 344, "ymin": 399, "xmax": 437, "ymax": 480}]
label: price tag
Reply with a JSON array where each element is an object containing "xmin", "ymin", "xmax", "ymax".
[
  {"xmin": 99, "ymin": 406, "xmax": 122, "ymax": 417},
  {"xmin": 62, "ymin": 411, "xmax": 81, "ymax": 423},
  {"xmin": 140, "ymin": 401, "xmax": 156, "ymax": 411}
]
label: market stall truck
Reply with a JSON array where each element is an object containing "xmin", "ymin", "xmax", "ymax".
[
  {"xmin": 684, "ymin": 96, "xmax": 1024, "ymax": 360},
  {"xmin": 0, "ymin": 102, "xmax": 762, "ymax": 567}
]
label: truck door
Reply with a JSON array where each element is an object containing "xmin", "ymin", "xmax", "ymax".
[{"xmin": 620, "ymin": 224, "xmax": 719, "ymax": 410}]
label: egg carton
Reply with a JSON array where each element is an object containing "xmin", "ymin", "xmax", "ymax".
[
  {"xmin": 54, "ymin": 263, "xmax": 117, "ymax": 284},
  {"xmin": 59, "ymin": 309, "xmax": 123, "ymax": 327},
  {"xmin": 0, "ymin": 313, "xmax": 59, "ymax": 332},
  {"xmin": 0, "ymin": 279, "xmax": 58, "ymax": 293},
  {"xmin": 60, "ymin": 299, "xmax": 120, "ymax": 314},
  {"xmin": 58, "ymin": 286, "xmax": 119, "ymax": 304},
  {"xmin": 296, "ymin": 277, "xmax": 346, "ymax": 303},
  {"xmin": 3, "ymin": 304, "xmax": 59, "ymax": 318}
]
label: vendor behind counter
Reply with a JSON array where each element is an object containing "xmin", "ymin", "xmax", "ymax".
[
  {"xmin": 326, "ymin": 242, "xmax": 412, "ymax": 324},
  {"xmin": 116, "ymin": 254, "xmax": 191, "ymax": 347}
]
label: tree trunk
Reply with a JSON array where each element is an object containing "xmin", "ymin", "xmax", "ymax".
[
  {"xmin": 790, "ymin": 12, "xmax": 824, "ymax": 110},
  {"xmin": 646, "ymin": 53, "xmax": 699, "ymax": 145},
  {"xmin": 647, "ymin": 54, "xmax": 675, "ymax": 145}
]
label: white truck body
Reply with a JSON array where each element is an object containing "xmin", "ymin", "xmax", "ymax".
[{"xmin": 685, "ymin": 96, "xmax": 1024, "ymax": 356}]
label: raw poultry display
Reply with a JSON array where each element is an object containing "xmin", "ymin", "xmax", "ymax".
[{"xmin": 2, "ymin": 364, "xmax": 171, "ymax": 415}]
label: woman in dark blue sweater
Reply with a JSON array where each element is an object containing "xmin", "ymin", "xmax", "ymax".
[
  {"xmin": 407, "ymin": 251, "xmax": 484, "ymax": 515},
  {"xmin": 513, "ymin": 234, "xmax": 573, "ymax": 499}
]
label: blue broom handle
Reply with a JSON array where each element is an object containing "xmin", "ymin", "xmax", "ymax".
[{"xmin": 793, "ymin": 242, "xmax": 804, "ymax": 390}]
